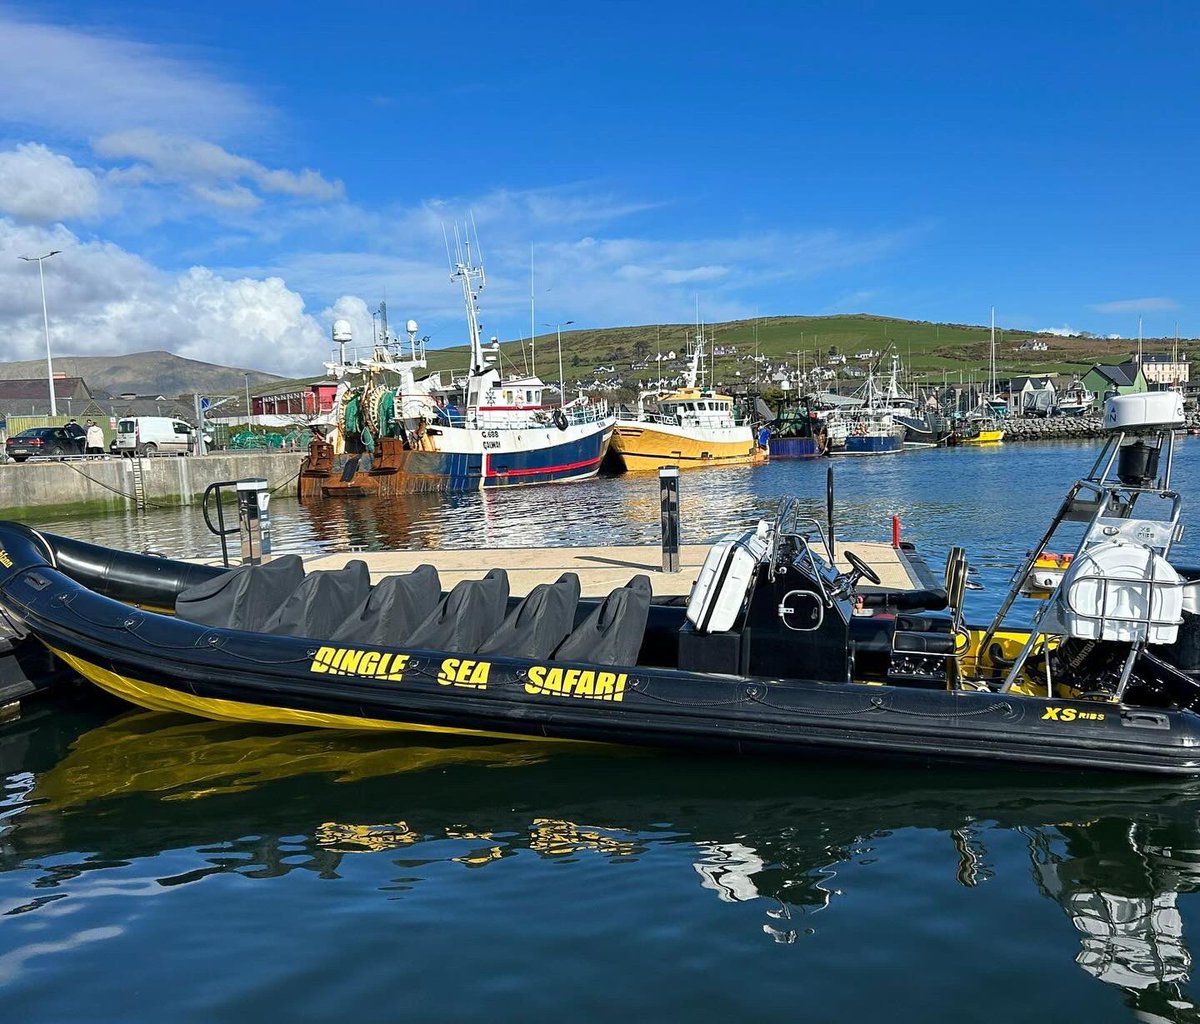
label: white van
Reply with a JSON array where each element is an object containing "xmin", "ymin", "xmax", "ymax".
[{"xmin": 115, "ymin": 417, "xmax": 198, "ymax": 456}]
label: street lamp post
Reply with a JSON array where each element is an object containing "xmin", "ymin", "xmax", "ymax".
[
  {"xmin": 542, "ymin": 320, "xmax": 574, "ymax": 406},
  {"xmin": 244, "ymin": 374, "xmax": 252, "ymax": 432},
  {"xmin": 19, "ymin": 250, "xmax": 62, "ymax": 417}
]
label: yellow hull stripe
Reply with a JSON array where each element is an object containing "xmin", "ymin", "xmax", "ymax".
[{"xmin": 47, "ymin": 644, "xmax": 541, "ymax": 739}]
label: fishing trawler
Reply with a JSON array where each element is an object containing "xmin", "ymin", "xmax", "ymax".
[
  {"xmin": 608, "ymin": 331, "xmax": 766, "ymax": 472},
  {"xmin": 768, "ymin": 400, "xmax": 827, "ymax": 459},
  {"xmin": 299, "ymin": 230, "xmax": 614, "ymax": 497},
  {"xmin": 825, "ymin": 361, "xmax": 907, "ymax": 456},
  {"xmin": 873, "ymin": 351, "xmax": 951, "ymax": 447}
]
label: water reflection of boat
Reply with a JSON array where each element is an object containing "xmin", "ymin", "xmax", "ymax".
[
  {"xmin": 8, "ymin": 707, "xmax": 1200, "ymax": 1018},
  {"xmin": 298, "ymin": 230, "xmax": 614, "ymax": 497},
  {"xmin": 609, "ymin": 330, "xmax": 767, "ymax": 472}
]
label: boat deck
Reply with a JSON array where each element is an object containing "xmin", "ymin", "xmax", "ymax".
[{"xmin": 274, "ymin": 540, "xmax": 930, "ymax": 599}]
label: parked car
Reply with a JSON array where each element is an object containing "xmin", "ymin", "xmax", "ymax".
[{"xmin": 5, "ymin": 426, "xmax": 85, "ymax": 461}]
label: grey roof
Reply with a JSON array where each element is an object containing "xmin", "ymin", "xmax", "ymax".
[
  {"xmin": 1091, "ymin": 364, "xmax": 1136, "ymax": 387},
  {"xmin": 1008, "ymin": 375, "xmax": 1054, "ymax": 391},
  {"xmin": 0, "ymin": 377, "xmax": 90, "ymax": 401}
]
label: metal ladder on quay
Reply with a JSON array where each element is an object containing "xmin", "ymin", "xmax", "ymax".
[{"xmin": 130, "ymin": 456, "xmax": 147, "ymax": 511}]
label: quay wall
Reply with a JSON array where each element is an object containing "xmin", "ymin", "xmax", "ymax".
[
  {"xmin": 0, "ymin": 453, "xmax": 303, "ymax": 517},
  {"xmin": 1000, "ymin": 412, "xmax": 1200, "ymax": 442}
]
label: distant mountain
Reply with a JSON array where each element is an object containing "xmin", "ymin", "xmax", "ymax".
[{"xmin": 0, "ymin": 351, "xmax": 283, "ymax": 399}]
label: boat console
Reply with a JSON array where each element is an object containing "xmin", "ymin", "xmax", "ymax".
[{"xmin": 677, "ymin": 497, "xmax": 955, "ymax": 687}]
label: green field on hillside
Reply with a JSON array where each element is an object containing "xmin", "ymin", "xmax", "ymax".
[{"xmin": 416, "ymin": 313, "xmax": 1192, "ymax": 390}]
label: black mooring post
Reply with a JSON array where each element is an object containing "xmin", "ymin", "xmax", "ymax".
[
  {"xmin": 826, "ymin": 464, "xmax": 835, "ymax": 560},
  {"xmin": 660, "ymin": 465, "xmax": 681, "ymax": 572}
]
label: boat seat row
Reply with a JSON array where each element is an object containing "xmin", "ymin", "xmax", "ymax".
[{"xmin": 174, "ymin": 559, "xmax": 652, "ymax": 666}]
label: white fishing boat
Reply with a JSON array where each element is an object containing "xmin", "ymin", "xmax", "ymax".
[
  {"xmin": 300, "ymin": 229, "xmax": 615, "ymax": 497},
  {"xmin": 1057, "ymin": 378, "xmax": 1096, "ymax": 417},
  {"xmin": 826, "ymin": 361, "xmax": 907, "ymax": 456}
]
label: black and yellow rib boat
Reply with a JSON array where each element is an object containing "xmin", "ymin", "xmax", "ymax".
[{"xmin": 4, "ymin": 392, "xmax": 1200, "ymax": 774}]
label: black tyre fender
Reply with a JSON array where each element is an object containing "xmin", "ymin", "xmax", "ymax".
[{"xmin": 553, "ymin": 408, "xmax": 569, "ymax": 431}]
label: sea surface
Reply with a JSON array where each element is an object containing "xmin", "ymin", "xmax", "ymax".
[{"xmin": 4, "ymin": 439, "xmax": 1200, "ymax": 1022}]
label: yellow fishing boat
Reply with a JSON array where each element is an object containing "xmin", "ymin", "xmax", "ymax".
[
  {"xmin": 610, "ymin": 332, "xmax": 767, "ymax": 472},
  {"xmin": 957, "ymin": 424, "xmax": 1006, "ymax": 445},
  {"xmin": 956, "ymin": 308, "xmax": 1007, "ymax": 445}
]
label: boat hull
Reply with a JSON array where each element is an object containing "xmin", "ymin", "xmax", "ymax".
[
  {"xmin": 610, "ymin": 423, "xmax": 766, "ymax": 472},
  {"xmin": 3, "ymin": 524, "xmax": 1200, "ymax": 775},
  {"xmin": 957, "ymin": 428, "xmax": 1006, "ymax": 445},
  {"xmin": 834, "ymin": 431, "xmax": 906, "ymax": 456},
  {"xmin": 301, "ymin": 422, "xmax": 613, "ymax": 496},
  {"xmin": 768, "ymin": 437, "xmax": 826, "ymax": 459}
]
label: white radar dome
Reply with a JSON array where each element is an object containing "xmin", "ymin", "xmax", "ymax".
[
  {"xmin": 406, "ymin": 319, "xmax": 419, "ymax": 334},
  {"xmin": 332, "ymin": 319, "xmax": 353, "ymax": 344}
]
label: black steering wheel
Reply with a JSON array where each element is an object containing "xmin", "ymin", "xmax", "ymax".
[{"xmin": 844, "ymin": 550, "xmax": 882, "ymax": 586}]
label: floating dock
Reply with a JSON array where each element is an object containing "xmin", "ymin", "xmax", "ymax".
[{"xmin": 271, "ymin": 539, "xmax": 930, "ymax": 599}]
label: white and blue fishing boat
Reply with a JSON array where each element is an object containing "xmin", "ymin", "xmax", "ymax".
[
  {"xmin": 301, "ymin": 231, "xmax": 614, "ymax": 497},
  {"xmin": 826, "ymin": 366, "xmax": 906, "ymax": 456}
]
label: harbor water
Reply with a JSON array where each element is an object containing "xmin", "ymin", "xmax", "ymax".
[{"xmin": 5, "ymin": 439, "xmax": 1200, "ymax": 1022}]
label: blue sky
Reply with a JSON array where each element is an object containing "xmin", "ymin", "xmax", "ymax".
[{"xmin": 0, "ymin": 1, "xmax": 1196, "ymax": 375}]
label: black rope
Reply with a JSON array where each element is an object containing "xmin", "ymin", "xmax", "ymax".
[
  {"xmin": 58, "ymin": 594, "xmax": 142, "ymax": 631},
  {"xmin": 745, "ymin": 688, "xmax": 1016, "ymax": 721},
  {"xmin": 747, "ymin": 691, "xmax": 889, "ymax": 717},
  {"xmin": 59, "ymin": 457, "xmax": 168, "ymax": 509},
  {"xmin": 624, "ymin": 676, "xmax": 756, "ymax": 709}
]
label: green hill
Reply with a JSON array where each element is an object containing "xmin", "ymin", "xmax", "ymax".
[{"xmin": 418, "ymin": 313, "xmax": 1194, "ymax": 390}]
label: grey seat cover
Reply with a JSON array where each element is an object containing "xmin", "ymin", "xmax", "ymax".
[
  {"xmin": 475, "ymin": 572, "xmax": 581, "ymax": 660},
  {"xmin": 261, "ymin": 560, "xmax": 372, "ymax": 638},
  {"xmin": 331, "ymin": 564, "xmax": 442, "ymax": 646},
  {"xmin": 405, "ymin": 569, "xmax": 510, "ymax": 652},
  {"xmin": 553, "ymin": 575, "xmax": 652, "ymax": 666},
  {"xmin": 174, "ymin": 554, "xmax": 305, "ymax": 632}
]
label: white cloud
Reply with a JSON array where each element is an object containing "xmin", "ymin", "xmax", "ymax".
[
  {"xmin": 95, "ymin": 130, "xmax": 343, "ymax": 203},
  {"xmin": 0, "ymin": 11, "xmax": 267, "ymax": 142},
  {"xmin": 190, "ymin": 183, "xmax": 262, "ymax": 210},
  {"xmin": 1091, "ymin": 297, "xmax": 1179, "ymax": 314},
  {"xmin": 169, "ymin": 268, "xmax": 326, "ymax": 371},
  {"xmin": 1038, "ymin": 325, "xmax": 1076, "ymax": 336},
  {"xmin": 0, "ymin": 143, "xmax": 100, "ymax": 222},
  {"xmin": 0, "ymin": 218, "xmax": 330, "ymax": 376}
]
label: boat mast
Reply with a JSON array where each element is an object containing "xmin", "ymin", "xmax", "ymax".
[
  {"xmin": 989, "ymin": 306, "xmax": 997, "ymax": 398},
  {"xmin": 448, "ymin": 221, "xmax": 487, "ymax": 374},
  {"xmin": 685, "ymin": 325, "xmax": 705, "ymax": 390},
  {"xmin": 530, "ymin": 243, "xmax": 536, "ymax": 375}
]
